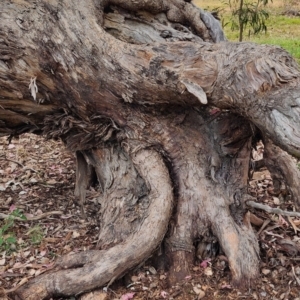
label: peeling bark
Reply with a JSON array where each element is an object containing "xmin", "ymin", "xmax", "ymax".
[{"xmin": 0, "ymin": 0, "xmax": 299, "ymax": 298}]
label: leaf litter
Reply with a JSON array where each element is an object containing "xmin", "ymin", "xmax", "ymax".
[{"xmin": 0, "ymin": 135, "xmax": 300, "ymax": 300}]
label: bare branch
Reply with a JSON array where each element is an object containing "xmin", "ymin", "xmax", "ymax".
[{"xmin": 247, "ymin": 200, "xmax": 300, "ymax": 218}]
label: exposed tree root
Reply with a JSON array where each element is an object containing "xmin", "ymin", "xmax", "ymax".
[
  {"xmin": 247, "ymin": 200, "xmax": 300, "ymax": 218},
  {"xmin": 210, "ymin": 200, "xmax": 259, "ymax": 286},
  {"xmin": 12, "ymin": 149, "xmax": 173, "ymax": 300},
  {"xmin": 1, "ymin": 0, "xmax": 300, "ymax": 297},
  {"xmin": 160, "ymin": 112, "xmax": 259, "ymax": 287},
  {"xmin": 167, "ymin": 250, "xmax": 194, "ymax": 284}
]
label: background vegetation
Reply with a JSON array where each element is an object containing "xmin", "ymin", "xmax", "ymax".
[{"xmin": 194, "ymin": 0, "xmax": 300, "ymax": 63}]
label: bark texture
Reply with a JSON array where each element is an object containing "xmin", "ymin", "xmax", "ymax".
[{"xmin": 0, "ymin": 0, "xmax": 299, "ymax": 299}]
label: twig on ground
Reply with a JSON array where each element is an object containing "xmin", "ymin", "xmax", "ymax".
[
  {"xmin": 257, "ymin": 219, "xmax": 271, "ymax": 236},
  {"xmin": 246, "ymin": 201, "xmax": 300, "ymax": 218},
  {"xmin": 264, "ymin": 231, "xmax": 284, "ymax": 239},
  {"xmin": 0, "ymin": 156, "xmax": 24, "ymax": 167},
  {"xmin": 287, "ymin": 216, "xmax": 300, "ymax": 233},
  {"xmin": 0, "ymin": 156, "xmax": 37, "ymax": 172},
  {"xmin": 3, "ymin": 277, "xmax": 29, "ymax": 294}
]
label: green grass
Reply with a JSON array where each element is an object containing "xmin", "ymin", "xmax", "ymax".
[
  {"xmin": 193, "ymin": 0, "xmax": 300, "ymax": 63},
  {"xmin": 27, "ymin": 225, "xmax": 44, "ymax": 245},
  {"xmin": 0, "ymin": 209, "xmax": 26, "ymax": 253},
  {"xmin": 250, "ymin": 36, "xmax": 300, "ymax": 62},
  {"xmin": 0, "ymin": 209, "xmax": 44, "ymax": 253}
]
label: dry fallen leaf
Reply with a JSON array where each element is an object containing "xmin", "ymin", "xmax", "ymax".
[
  {"xmin": 80, "ymin": 291, "xmax": 107, "ymax": 300},
  {"xmin": 262, "ymin": 268, "xmax": 271, "ymax": 275},
  {"xmin": 200, "ymin": 258, "xmax": 211, "ymax": 269},
  {"xmin": 197, "ymin": 290, "xmax": 205, "ymax": 299},
  {"xmin": 28, "ymin": 269, "xmax": 35, "ymax": 276},
  {"xmin": 120, "ymin": 292, "xmax": 135, "ymax": 300},
  {"xmin": 72, "ymin": 231, "xmax": 80, "ymax": 239},
  {"xmin": 273, "ymin": 197, "xmax": 280, "ymax": 205},
  {"xmin": 193, "ymin": 286, "xmax": 203, "ymax": 294},
  {"xmin": 204, "ymin": 267, "xmax": 213, "ymax": 276},
  {"xmin": 0, "ymin": 258, "xmax": 6, "ymax": 266},
  {"xmin": 131, "ymin": 276, "xmax": 139, "ymax": 282}
]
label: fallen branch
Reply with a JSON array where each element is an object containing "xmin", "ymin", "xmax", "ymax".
[
  {"xmin": 247, "ymin": 201, "xmax": 300, "ymax": 218},
  {"xmin": 0, "ymin": 156, "xmax": 37, "ymax": 173},
  {"xmin": 0, "ymin": 211, "xmax": 63, "ymax": 221},
  {"xmin": 0, "ymin": 156, "xmax": 24, "ymax": 167}
]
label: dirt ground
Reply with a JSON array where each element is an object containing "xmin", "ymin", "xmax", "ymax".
[{"xmin": 0, "ymin": 134, "xmax": 300, "ymax": 300}]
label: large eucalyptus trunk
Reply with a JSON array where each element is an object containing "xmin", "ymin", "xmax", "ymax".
[{"xmin": 1, "ymin": 0, "xmax": 300, "ymax": 299}]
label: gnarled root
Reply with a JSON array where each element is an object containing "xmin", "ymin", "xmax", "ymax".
[
  {"xmin": 12, "ymin": 148, "xmax": 173, "ymax": 300},
  {"xmin": 210, "ymin": 198, "xmax": 259, "ymax": 286},
  {"xmin": 163, "ymin": 112, "xmax": 259, "ymax": 287}
]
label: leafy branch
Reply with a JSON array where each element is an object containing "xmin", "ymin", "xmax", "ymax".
[{"xmin": 223, "ymin": 0, "xmax": 273, "ymax": 41}]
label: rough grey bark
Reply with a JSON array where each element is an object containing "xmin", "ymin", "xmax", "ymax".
[{"xmin": 0, "ymin": 0, "xmax": 300, "ymax": 299}]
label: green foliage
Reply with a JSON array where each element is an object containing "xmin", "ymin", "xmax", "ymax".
[
  {"xmin": 0, "ymin": 209, "xmax": 26, "ymax": 253},
  {"xmin": 194, "ymin": 0, "xmax": 300, "ymax": 63},
  {"xmin": 48, "ymin": 251, "xmax": 57, "ymax": 258},
  {"xmin": 224, "ymin": 12, "xmax": 300, "ymax": 63},
  {"xmin": 10, "ymin": 208, "xmax": 27, "ymax": 220},
  {"xmin": 0, "ymin": 209, "xmax": 44, "ymax": 253},
  {"xmin": 223, "ymin": 0, "xmax": 273, "ymax": 41},
  {"xmin": 27, "ymin": 225, "xmax": 44, "ymax": 245}
]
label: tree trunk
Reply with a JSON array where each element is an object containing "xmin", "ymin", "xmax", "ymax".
[{"xmin": 0, "ymin": 0, "xmax": 300, "ymax": 299}]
